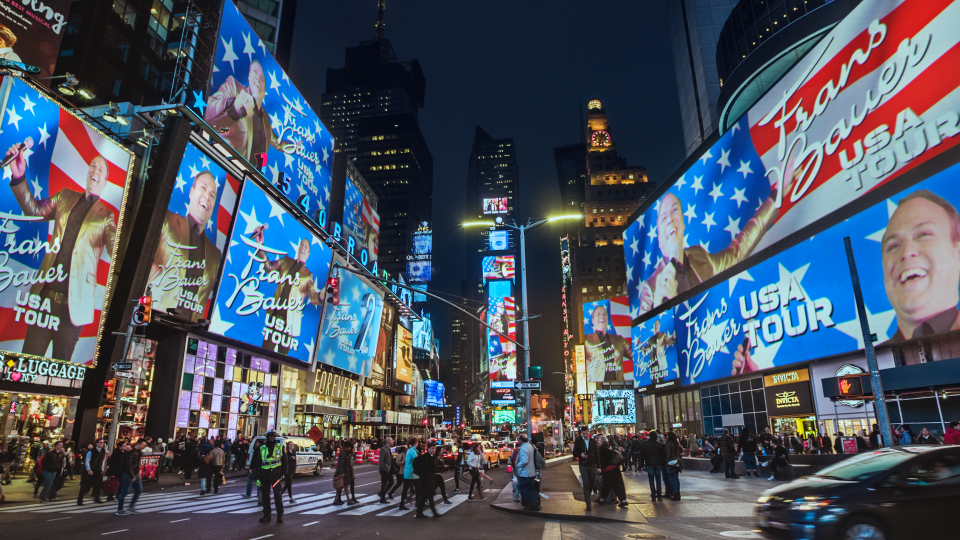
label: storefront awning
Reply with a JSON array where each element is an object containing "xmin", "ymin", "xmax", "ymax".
[{"xmin": 881, "ymin": 357, "xmax": 960, "ymax": 393}]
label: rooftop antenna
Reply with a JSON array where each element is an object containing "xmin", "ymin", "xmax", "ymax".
[{"xmin": 375, "ymin": 0, "xmax": 386, "ymax": 40}]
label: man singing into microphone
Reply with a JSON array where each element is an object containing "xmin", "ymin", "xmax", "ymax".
[{"xmin": 5, "ymin": 143, "xmax": 117, "ymax": 362}]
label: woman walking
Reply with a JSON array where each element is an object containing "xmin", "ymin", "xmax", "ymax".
[
  {"xmin": 333, "ymin": 441, "xmax": 357, "ymax": 505},
  {"xmin": 282, "ymin": 441, "xmax": 297, "ymax": 504},
  {"xmin": 597, "ymin": 436, "xmax": 628, "ymax": 507},
  {"xmin": 387, "ymin": 444, "xmax": 405, "ymax": 500},
  {"xmin": 664, "ymin": 432, "xmax": 683, "ymax": 501},
  {"xmin": 466, "ymin": 443, "xmax": 486, "ymax": 501}
]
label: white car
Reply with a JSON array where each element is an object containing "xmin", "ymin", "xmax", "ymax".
[{"xmin": 245, "ymin": 435, "xmax": 324, "ymax": 475}]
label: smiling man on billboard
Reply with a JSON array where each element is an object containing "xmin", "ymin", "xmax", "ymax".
[
  {"xmin": 584, "ymin": 304, "xmax": 630, "ymax": 382},
  {"xmin": 206, "ymin": 61, "xmax": 276, "ymax": 163}
]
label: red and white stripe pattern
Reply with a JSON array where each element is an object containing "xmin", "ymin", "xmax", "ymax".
[
  {"xmin": 497, "ymin": 295, "xmax": 517, "ymax": 352},
  {"xmin": 747, "ymin": 0, "xmax": 960, "ymax": 251},
  {"xmin": 216, "ymin": 174, "xmax": 241, "ymax": 251},
  {"xmin": 362, "ymin": 198, "xmax": 380, "ymax": 259},
  {"xmin": 609, "ymin": 296, "xmax": 634, "ymax": 380}
]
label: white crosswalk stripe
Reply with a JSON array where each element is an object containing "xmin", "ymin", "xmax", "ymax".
[
  {"xmin": 300, "ymin": 494, "xmax": 381, "ymax": 515},
  {"xmin": 0, "ymin": 492, "xmax": 178, "ymax": 513},
  {"xmin": 195, "ymin": 493, "xmax": 328, "ymax": 513}
]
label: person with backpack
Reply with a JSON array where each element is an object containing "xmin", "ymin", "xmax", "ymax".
[
  {"xmin": 514, "ymin": 434, "xmax": 542, "ymax": 511},
  {"xmin": 412, "ymin": 441, "xmax": 440, "ymax": 518},
  {"xmin": 387, "ymin": 444, "xmax": 405, "ymax": 500}
]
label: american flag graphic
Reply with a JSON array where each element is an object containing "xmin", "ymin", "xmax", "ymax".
[
  {"xmin": 344, "ymin": 177, "xmax": 380, "ymax": 262},
  {"xmin": 0, "ymin": 76, "xmax": 133, "ymax": 365},
  {"xmin": 482, "ymin": 255, "xmax": 515, "ymax": 281},
  {"xmin": 625, "ymin": 0, "xmax": 960, "ymax": 320},
  {"xmin": 167, "ymin": 142, "xmax": 240, "ymax": 254}
]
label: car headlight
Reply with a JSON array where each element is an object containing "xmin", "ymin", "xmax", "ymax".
[
  {"xmin": 757, "ymin": 495, "xmax": 772, "ymax": 504},
  {"xmin": 791, "ymin": 496, "xmax": 836, "ymax": 511}
]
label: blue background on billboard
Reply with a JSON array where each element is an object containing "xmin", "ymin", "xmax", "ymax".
[
  {"xmin": 316, "ymin": 268, "xmax": 385, "ymax": 376},
  {"xmin": 623, "ymin": 116, "xmax": 770, "ymax": 318},
  {"xmin": 169, "ymin": 142, "xmax": 233, "ymax": 247},
  {"xmin": 425, "ymin": 380, "xmax": 445, "ymax": 407},
  {"xmin": 487, "ymin": 280, "xmax": 513, "ymax": 359},
  {"xmin": 209, "ymin": 180, "xmax": 333, "ymax": 364},
  {"xmin": 343, "ymin": 176, "xmax": 364, "ymax": 244},
  {"xmin": 489, "ymin": 230, "xmax": 508, "ymax": 251},
  {"xmin": 632, "ymin": 308, "xmax": 679, "ymax": 388},
  {"xmin": 208, "ymin": 1, "xmax": 334, "ymax": 225}
]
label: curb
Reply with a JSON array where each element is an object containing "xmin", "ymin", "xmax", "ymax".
[{"xmin": 488, "ymin": 502, "xmax": 643, "ymax": 523}]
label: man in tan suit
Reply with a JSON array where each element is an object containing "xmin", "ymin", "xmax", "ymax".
[
  {"xmin": 205, "ymin": 61, "xmax": 276, "ymax": 163},
  {"xmin": 148, "ymin": 171, "xmax": 221, "ymax": 321},
  {"xmin": 584, "ymin": 305, "xmax": 630, "ymax": 382},
  {"xmin": 5, "ymin": 144, "xmax": 116, "ymax": 362}
]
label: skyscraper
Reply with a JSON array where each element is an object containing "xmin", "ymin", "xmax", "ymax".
[{"xmin": 665, "ymin": 0, "xmax": 737, "ymax": 156}]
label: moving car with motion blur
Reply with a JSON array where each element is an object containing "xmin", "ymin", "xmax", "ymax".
[
  {"xmin": 460, "ymin": 440, "xmax": 500, "ymax": 468},
  {"xmin": 755, "ymin": 446, "xmax": 960, "ymax": 539},
  {"xmin": 498, "ymin": 441, "xmax": 519, "ymax": 462}
]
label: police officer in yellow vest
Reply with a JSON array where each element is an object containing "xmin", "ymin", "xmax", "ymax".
[{"xmin": 251, "ymin": 430, "xmax": 288, "ymax": 522}]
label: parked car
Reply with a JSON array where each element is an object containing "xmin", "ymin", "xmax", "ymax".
[
  {"xmin": 755, "ymin": 446, "xmax": 960, "ymax": 539},
  {"xmin": 244, "ymin": 436, "xmax": 324, "ymax": 476},
  {"xmin": 498, "ymin": 441, "xmax": 519, "ymax": 462}
]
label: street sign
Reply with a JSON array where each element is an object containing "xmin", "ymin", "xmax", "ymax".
[
  {"xmin": 0, "ymin": 59, "xmax": 40, "ymax": 74},
  {"xmin": 112, "ymin": 363, "xmax": 133, "ymax": 371},
  {"xmin": 514, "ymin": 380, "xmax": 541, "ymax": 391},
  {"xmin": 113, "ymin": 370, "xmax": 136, "ymax": 380}
]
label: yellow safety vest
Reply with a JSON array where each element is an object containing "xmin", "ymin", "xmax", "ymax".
[{"xmin": 260, "ymin": 443, "xmax": 283, "ymax": 470}]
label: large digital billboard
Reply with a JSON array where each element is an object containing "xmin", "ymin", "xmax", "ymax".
[
  {"xmin": 146, "ymin": 142, "xmax": 240, "ymax": 322},
  {"xmin": 489, "ymin": 230, "xmax": 509, "ymax": 251},
  {"xmin": 0, "ymin": 0, "xmax": 71, "ymax": 79},
  {"xmin": 592, "ymin": 389, "xmax": 635, "ymax": 425},
  {"xmin": 315, "ymin": 265, "xmax": 385, "ymax": 377},
  {"xmin": 482, "ymin": 197, "xmax": 509, "ymax": 214},
  {"xmin": 488, "ymin": 280, "xmax": 517, "ymax": 381},
  {"xmin": 395, "ymin": 324, "xmax": 413, "ymax": 384},
  {"xmin": 632, "ymin": 308, "xmax": 679, "ymax": 392},
  {"xmin": 342, "ymin": 176, "xmax": 379, "ymax": 264},
  {"xmin": 624, "ymin": 0, "xmax": 960, "ymax": 319},
  {"xmin": 482, "ymin": 255, "xmax": 515, "ymax": 282},
  {"xmin": 207, "ymin": 0, "xmax": 334, "ymax": 227},
  {"xmin": 370, "ymin": 302, "xmax": 395, "ymax": 387},
  {"xmin": 424, "ymin": 379, "xmax": 445, "ymax": 407},
  {"xmin": 493, "ymin": 409, "xmax": 516, "ymax": 424},
  {"xmin": 208, "ymin": 179, "xmax": 333, "ymax": 364},
  {"xmin": 582, "ymin": 296, "xmax": 633, "ymax": 383},
  {"xmin": 0, "ymin": 76, "xmax": 134, "ymax": 366},
  {"xmin": 412, "ymin": 316, "xmax": 433, "ymax": 351}
]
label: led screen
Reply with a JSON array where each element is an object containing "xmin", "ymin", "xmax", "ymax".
[
  {"xmin": 488, "ymin": 280, "xmax": 517, "ymax": 381},
  {"xmin": 424, "ymin": 379, "xmax": 445, "ymax": 407},
  {"xmin": 208, "ymin": 179, "xmax": 333, "ymax": 364},
  {"xmin": 482, "ymin": 255, "xmax": 515, "ymax": 282},
  {"xmin": 632, "ymin": 308, "xmax": 679, "ymax": 392},
  {"xmin": 489, "ymin": 230, "xmax": 508, "ymax": 251},
  {"xmin": 406, "ymin": 259, "xmax": 431, "ymax": 283},
  {"xmin": 145, "ymin": 142, "xmax": 240, "ymax": 322},
  {"xmin": 207, "ymin": 1, "xmax": 334, "ymax": 226},
  {"xmin": 582, "ymin": 296, "xmax": 633, "ymax": 382},
  {"xmin": 316, "ymin": 264, "xmax": 385, "ymax": 376},
  {"xmin": 592, "ymin": 389, "xmax": 635, "ymax": 425},
  {"xmin": 482, "ymin": 197, "xmax": 509, "ymax": 214},
  {"xmin": 493, "ymin": 409, "xmax": 516, "ymax": 424},
  {"xmin": 395, "ymin": 324, "xmax": 413, "ymax": 383},
  {"xmin": 370, "ymin": 302, "xmax": 395, "ymax": 387},
  {"xmin": 413, "ymin": 228, "xmax": 431, "ymax": 255},
  {"xmin": 412, "ymin": 316, "xmax": 433, "ymax": 351},
  {"xmin": 0, "ymin": 76, "xmax": 134, "ymax": 366},
  {"xmin": 624, "ymin": 0, "xmax": 960, "ymax": 319},
  {"xmin": 343, "ymin": 176, "xmax": 379, "ymax": 263},
  {"xmin": 0, "ymin": 0, "xmax": 71, "ymax": 79}
]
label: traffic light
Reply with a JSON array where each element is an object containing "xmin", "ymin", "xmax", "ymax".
[
  {"xmin": 133, "ymin": 295, "xmax": 152, "ymax": 325},
  {"xmin": 326, "ymin": 276, "xmax": 340, "ymax": 306}
]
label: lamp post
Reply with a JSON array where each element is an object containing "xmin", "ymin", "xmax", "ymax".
[{"xmin": 462, "ymin": 214, "xmax": 582, "ymax": 439}]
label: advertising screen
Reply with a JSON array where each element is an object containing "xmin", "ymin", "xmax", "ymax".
[
  {"xmin": 412, "ymin": 227, "xmax": 431, "ymax": 255},
  {"xmin": 145, "ymin": 142, "xmax": 240, "ymax": 322},
  {"xmin": 406, "ymin": 259, "xmax": 431, "ymax": 283},
  {"xmin": 315, "ymin": 266, "xmax": 385, "ymax": 377},
  {"xmin": 632, "ymin": 308, "xmax": 679, "ymax": 392},
  {"xmin": 395, "ymin": 324, "xmax": 413, "ymax": 383},
  {"xmin": 343, "ymin": 176, "xmax": 379, "ymax": 263},
  {"xmin": 0, "ymin": 76, "xmax": 134, "ymax": 366},
  {"xmin": 488, "ymin": 280, "xmax": 517, "ymax": 381},
  {"xmin": 0, "ymin": 0, "xmax": 71, "ymax": 79},
  {"xmin": 624, "ymin": 0, "xmax": 960, "ymax": 319},
  {"xmin": 592, "ymin": 389, "xmax": 635, "ymax": 425},
  {"xmin": 208, "ymin": 179, "xmax": 333, "ymax": 364},
  {"xmin": 424, "ymin": 379, "xmax": 445, "ymax": 407},
  {"xmin": 489, "ymin": 230, "xmax": 508, "ymax": 251},
  {"xmin": 482, "ymin": 197, "xmax": 509, "ymax": 214},
  {"xmin": 493, "ymin": 409, "xmax": 516, "ymax": 424},
  {"xmin": 482, "ymin": 255, "xmax": 515, "ymax": 282},
  {"xmin": 370, "ymin": 302, "xmax": 395, "ymax": 387},
  {"xmin": 207, "ymin": 1, "xmax": 334, "ymax": 226},
  {"xmin": 491, "ymin": 380, "xmax": 517, "ymax": 405},
  {"xmin": 412, "ymin": 316, "xmax": 433, "ymax": 351},
  {"xmin": 582, "ymin": 296, "xmax": 633, "ymax": 383}
]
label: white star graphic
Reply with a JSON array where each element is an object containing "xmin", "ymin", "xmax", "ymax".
[
  {"xmin": 730, "ymin": 187, "xmax": 748, "ymax": 208},
  {"xmin": 834, "ymin": 303, "xmax": 897, "ymax": 348},
  {"xmin": 724, "ymin": 216, "xmax": 742, "ymax": 240},
  {"xmin": 241, "ymin": 32, "xmax": 257, "ymax": 61},
  {"xmin": 206, "ymin": 218, "xmax": 214, "ymax": 232},
  {"xmin": 731, "ymin": 122, "xmax": 741, "ymax": 134},
  {"xmin": 267, "ymin": 193, "xmax": 286, "ymax": 226},
  {"xmin": 699, "ymin": 240, "xmax": 711, "ymax": 252},
  {"xmin": 653, "ymin": 197, "xmax": 661, "ymax": 214},
  {"xmin": 296, "ymin": 181, "xmax": 308, "ymax": 202},
  {"xmin": 30, "ymin": 176, "xmax": 42, "ymax": 199},
  {"xmin": 717, "ymin": 148, "xmax": 732, "ymax": 173},
  {"xmin": 219, "ymin": 36, "xmax": 240, "ymax": 73},
  {"xmin": 239, "ymin": 205, "xmax": 262, "ymax": 235},
  {"xmin": 773, "ymin": 262, "xmax": 811, "ymax": 310},
  {"xmin": 755, "ymin": 197, "xmax": 765, "ymax": 213},
  {"xmin": 683, "ymin": 234, "xmax": 690, "ymax": 249},
  {"xmin": 289, "ymin": 240, "xmax": 304, "ymax": 258},
  {"xmin": 304, "ymin": 337, "xmax": 316, "ymax": 361},
  {"xmin": 728, "ymin": 269, "xmax": 754, "ymax": 296},
  {"xmin": 312, "ymin": 234, "xmax": 323, "ymax": 247},
  {"xmin": 226, "ymin": 238, "xmax": 239, "ymax": 264},
  {"xmin": 257, "ymin": 36, "xmax": 268, "ymax": 56},
  {"xmin": 691, "ymin": 175, "xmax": 704, "ymax": 195},
  {"xmin": 208, "ymin": 305, "xmax": 234, "ymax": 335},
  {"xmin": 625, "ymin": 264, "xmax": 634, "ymax": 283},
  {"xmin": 642, "ymin": 250, "xmax": 652, "ymax": 268},
  {"xmin": 708, "ymin": 182, "xmax": 724, "ymax": 203},
  {"xmin": 866, "ymin": 200, "xmax": 898, "ymax": 243},
  {"xmin": 198, "ymin": 154, "xmax": 212, "ymax": 170},
  {"xmin": 702, "ymin": 212, "xmax": 717, "ymax": 232},
  {"xmin": 268, "ymin": 70, "xmax": 282, "ymax": 92},
  {"xmin": 37, "ymin": 123, "xmax": 50, "ymax": 149},
  {"xmin": 629, "ymin": 237, "xmax": 639, "ymax": 256},
  {"xmin": 322, "ymin": 146, "xmax": 330, "ymax": 164},
  {"xmin": 268, "ymin": 163, "xmax": 280, "ymax": 183},
  {"xmin": 19, "ymin": 93, "xmax": 36, "ymax": 116},
  {"xmin": 683, "ymin": 203, "xmax": 697, "ymax": 223},
  {"xmin": 283, "ymin": 151, "xmax": 295, "ymax": 170},
  {"xmin": 737, "ymin": 159, "xmax": 754, "ymax": 179},
  {"xmin": 647, "ymin": 224, "xmax": 657, "ymax": 241},
  {"xmin": 699, "ymin": 149, "xmax": 713, "ymax": 166},
  {"xmin": 323, "ymin": 185, "xmax": 330, "ymax": 203},
  {"xmin": 188, "ymin": 164, "xmax": 200, "ymax": 178},
  {"xmin": 269, "ymin": 112, "xmax": 282, "ymax": 132},
  {"xmin": 675, "ymin": 175, "xmax": 687, "ymax": 189},
  {"xmin": 5, "ymin": 105, "xmax": 22, "ymax": 130},
  {"xmin": 314, "ymin": 120, "xmax": 323, "ymax": 136},
  {"xmin": 745, "ymin": 337, "xmax": 782, "ymax": 372}
]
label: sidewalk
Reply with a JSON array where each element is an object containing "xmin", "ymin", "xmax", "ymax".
[{"xmin": 491, "ymin": 462, "xmax": 783, "ymax": 524}]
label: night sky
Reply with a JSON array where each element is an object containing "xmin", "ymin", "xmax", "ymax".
[{"xmin": 288, "ymin": 0, "xmax": 686, "ymax": 402}]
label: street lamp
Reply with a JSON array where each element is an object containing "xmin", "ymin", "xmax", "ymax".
[{"xmin": 462, "ymin": 213, "xmax": 582, "ymax": 439}]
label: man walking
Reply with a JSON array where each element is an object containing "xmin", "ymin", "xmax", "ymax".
[
  {"xmin": 208, "ymin": 442, "xmax": 226, "ymax": 494},
  {"xmin": 378, "ymin": 437, "xmax": 394, "ymax": 504},
  {"xmin": 251, "ymin": 431, "xmax": 287, "ymax": 523},
  {"xmin": 719, "ymin": 429, "xmax": 740, "ymax": 479},
  {"xmin": 573, "ymin": 428, "xmax": 599, "ymax": 509},
  {"xmin": 640, "ymin": 430, "xmax": 667, "ymax": 500},
  {"xmin": 413, "ymin": 441, "xmax": 440, "ymax": 518},
  {"xmin": 77, "ymin": 438, "xmax": 107, "ymax": 505},
  {"xmin": 515, "ymin": 434, "xmax": 541, "ymax": 511},
  {"xmin": 116, "ymin": 439, "xmax": 145, "ymax": 515},
  {"xmin": 629, "ymin": 435, "xmax": 643, "ymax": 471},
  {"xmin": 39, "ymin": 441, "xmax": 66, "ymax": 502}
]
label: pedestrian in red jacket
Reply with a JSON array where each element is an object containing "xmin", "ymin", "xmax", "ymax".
[{"xmin": 945, "ymin": 422, "xmax": 960, "ymax": 445}]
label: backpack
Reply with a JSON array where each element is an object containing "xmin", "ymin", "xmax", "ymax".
[
  {"xmin": 533, "ymin": 445, "xmax": 546, "ymax": 470},
  {"xmin": 411, "ymin": 453, "xmax": 427, "ymax": 477}
]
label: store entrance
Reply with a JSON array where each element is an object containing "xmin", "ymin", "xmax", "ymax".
[{"xmin": 771, "ymin": 416, "xmax": 818, "ymax": 439}]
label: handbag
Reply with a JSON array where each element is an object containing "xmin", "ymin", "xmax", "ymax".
[
  {"xmin": 101, "ymin": 476, "xmax": 119, "ymax": 495},
  {"xmin": 609, "ymin": 450, "xmax": 623, "ymax": 466},
  {"xmin": 164, "ymin": 450, "xmax": 174, "ymax": 459},
  {"xmin": 332, "ymin": 474, "xmax": 344, "ymax": 490}
]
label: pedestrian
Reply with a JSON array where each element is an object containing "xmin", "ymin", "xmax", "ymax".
[
  {"xmin": 378, "ymin": 437, "xmax": 395, "ymax": 503},
  {"xmin": 398, "ymin": 438, "xmax": 419, "ymax": 510},
  {"xmin": 640, "ymin": 429, "xmax": 666, "ymax": 501},
  {"xmin": 806, "ymin": 433, "xmax": 821, "ymax": 454},
  {"xmin": 465, "ymin": 442, "xmax": 486, "ymax": 501},
  {"xmin": 573, "ymin": 428, "xmax": 599, "ymax": 510},
  {"xmin": 856, "ymin": 431, "xmax": 869, "ymax": 452},
  {"xmin": 38, "ymin": 440, "xmax": 67, "ymax": 502},
  {"xmin": 116, "ymin": 439, "xmax": 145, "ymax": 515},
  {"xmin": 449, "ymin": 444, "xmax": 462, "ymax": 494},
  {"xmin": 916, "ymin": 427, "xmax": 941, "ymax": 444},
  {"xmin": 106, "ymin": 441, "xmax": 127, "ymax": 502},
  {"xmin": 332, "ymin": 440, "xmax": 357, "ymax": 505},
  {"xmin": 431, "ymin": 442, "xmax": 452, "ymax": 505},
  {"xmin": 0, "ymin": 441, "xmax": 14, "ymax": 486},
  {"xmin": 251, "ymin": 430, "xmax": 286, "ymax": 523},
  {"xmin": 945, "ymin": 421, "xmax": 960, "ymax": 445},
  {"xmin": 182, "ymin": 435, "xmax": 197, "ymax": 479},
  {"xmin": 77, "ymin": 438, "xmax": 107, "ymax": 505},
  {"xmin": 629, "ymin": 435, "xmax": 643, "ymax": 469},
  {"xmin": 686, "ymin": 434, "xmax": 700, "ymax": 458},
  {"xmin": 413, "ymin": 441, "xmax": 440, "ymax": 518},
  {"xmin": 597, "ymin": 436, "xmax": 628, "ymax": 507},
  {"xmin": 818, "ymin": 432, "xmax": 832, "ymax": 454},
  {"xmin": 664, "ymin": 431, "xmax": 683, "ymax": 501},
  {"xmin": 719, "ymin": 429, "xmax": 739, "ymax": 479},
  {"xmin": 738, "ymin": 427, "xmax": 759, "ymax": 478},
  {"xmin": 208, "ymin": 441, "xmax": 226, "ymax": 495},
  {"xmin": 514, "ymin": 434, "xmax": 541, "ymax": 511},
  {"xmin": 282, "ymin": 441, "xmax": 297, "ymax": 504},
  {"xmin": 768, "ymin": 438, "xmax": 790, "ymax": 480},
  {"xmin": 869, "ymin": 424, "xmax": 882, "ymax": 449},
  {"xmin": 789, "ymin": 432, "xmax": 804, "ymax": 455},
  {"xmin": 387, "ymin": 444, "xmax": 405, "ymax": 500},
  {"xmin": 242, "ymin": 440, "xmax": 263, "ymax": 498},
  {"xmin": 197, "ymin": 438, "xmax": 213, "ymax": 496}
]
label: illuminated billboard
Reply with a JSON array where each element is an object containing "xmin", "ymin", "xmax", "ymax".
[
  {"xmin": 482, "ymin": 255, "xmax": 515, "ymax": 282},
  {"xmin": 489, "ymin": 230, "xmax": 509, "ymax": 251},
  {"xmin": 493, "ymin": 409, "xmax": 516, "ymax": 424},
  {"xmin": 582, "ymin": 296, "xmax": 633, "ymax": 383},
  {"xmin": 406, "ymin": 259, "xmax": 431, "ymax": 283},
  {"xmin": 342, "ymin": 176, "xmax": 379, "ymax": 264},
  {"xmin": 491, "ymin": 380, "xmax": 517, "ymax": 405},
  {"xmin": 395, "ymin": 324, "xmax": 413, "ymax": 383},
  {"xmin": 208, "ymin": 179, "xmax": 333, "ymax": 364},
  {"xmin": 624, "ymin": 0, "xmax": 960, "ymax": 319},
  {"xmin": 488, "ymin": 280, "xmax": 517, "ymax": 381},
  {"xmin": 424, "ymin": 380, "xmax": 445, "ymax": 407},
  {"xmin": 412, "ymin": 316, "xmax": 433, "ymax": 351},
  {"xmin": 0, "ymin": 0, "xmax": 71, "ymax": 79},
  {"xmin": 592, "ymin": 389, "xmax": 635, "ymax": 425},
  {"xmin": 370, "ymin": 303, "xmax": 395, "ymax": 387},
  {"xmin": 145, "ymin": 142, "xmax": 241, "ymax": 322},
  {"xmin": 316, "ymin": 265, "xmax": 385, "ymax": 376},
  {"xmin": 0, "ymin": 76, "xmax": 134, "ymax": 366},
  {"xmin": 632, "ymin": 308, "xmax": 679, "ymax": 392},
  {"xmin": 207, "ymin": 0, "xmax": 334, "ymax": 227},
  {"xmin": 482, "ymin": 197, "xmax": 509, "ymax": 214}
]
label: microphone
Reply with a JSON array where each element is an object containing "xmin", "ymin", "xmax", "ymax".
[{"xmin": 0, "ymin": 137, "xmax": 34, "ymax": 169}]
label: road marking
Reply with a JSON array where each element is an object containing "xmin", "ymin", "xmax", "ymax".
[
  {"xmin": 47, "ymin": 517, "xmax": 72, "ymax": 521},
  {"xmin": 303, "ymin": 521, "xmax": 320, "ymax": 527},
  {"xmin": 249, "ymin": 535, "xmax": 274, "ymax": 540},
  {"xmin": 301, "ymin": 494, "xmax": 380, "ymax": 515},
  {"xmin": 170, "ymin": 518, "xmax": 191, "ymax": 523},
  {"xmin": 101, "ymin": 530, "xmax": 129, "ymax": 536},
  {"xmin": 543, "ymin": 521, "xmax": 561, "ymax": 540}
]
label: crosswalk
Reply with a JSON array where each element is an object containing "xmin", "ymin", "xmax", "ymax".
[{"xmin": 0, "ymin": 489, "xmax": 474, "ymax": 518}]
